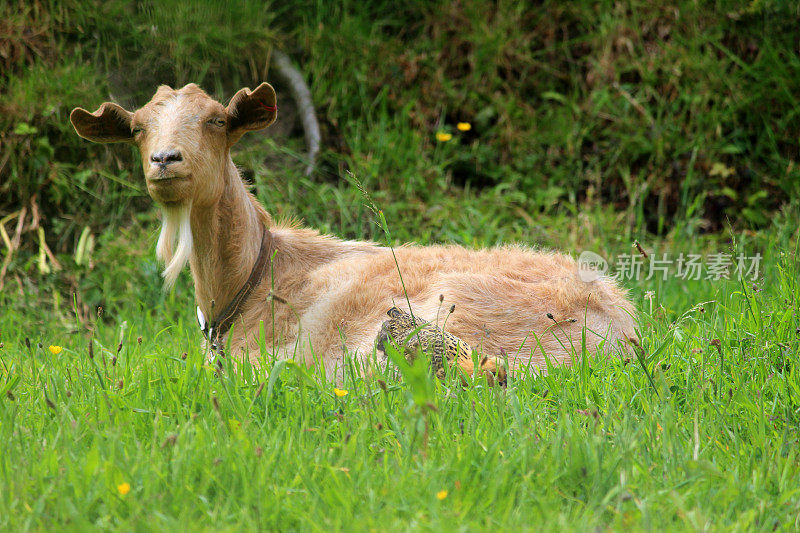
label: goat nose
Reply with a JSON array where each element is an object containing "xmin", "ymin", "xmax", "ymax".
[{"xmin": 150, "ymin": 149, "xmax": 183, "ymax": 165}]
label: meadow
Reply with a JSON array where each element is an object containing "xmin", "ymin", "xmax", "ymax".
[{"xmin": 1, "ymin": 1, "xmax": 799, "ymax": 530}]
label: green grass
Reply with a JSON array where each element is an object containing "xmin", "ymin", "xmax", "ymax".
[
  {"xmin": 2, "ymin": 1, "xmax": 799, "ymax": 251},
  {"xmin": 1, "ymin": 206, "xmax": 798, "ymax": 530},
  {"xmin": 2, "ymin": 0, "xmax": 800, "ymax": 529}
]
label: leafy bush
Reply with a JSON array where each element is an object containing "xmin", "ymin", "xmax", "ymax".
[
  {"xmin": 0, "ymin": 0, "xmax": 278, "ymax": 252},
  {"xmin": 293, "ymin": 1, "xmax": 799, "ymax": 232},
  {"xmin": 1, "ymin": 0, "xmax": 798, "ymax": 306}
]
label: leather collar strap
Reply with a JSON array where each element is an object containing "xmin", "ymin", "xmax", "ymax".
[{"xmin": 197, "ymin": 224, "xmax": 271, "ymax": 355}]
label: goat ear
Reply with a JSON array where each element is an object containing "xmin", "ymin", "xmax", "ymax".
[
  {"xmin": 70, "ymin": 103, "xmax": 134, "ymax": 143},
  {"xmin": 226, "ymin": 83, "xmax": 277, "ymax": 142}
]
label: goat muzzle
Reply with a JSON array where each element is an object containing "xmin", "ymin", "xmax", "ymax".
[{"xmin": 150, "ymin": 149, "xmax": 183, "ymax": 166}]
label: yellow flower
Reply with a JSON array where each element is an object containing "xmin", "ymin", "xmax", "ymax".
[
  {"xmin": 334, "ymin": 388, "xmax": 348, "ymax": 397},
  {"xmin": 456, "ymin": 122, "xmax": 471, "ymax": 131},
  {"xmin": 117, "ymin": 482, "xmax": 131, "ymax": 496},
  {"xmin": 48, "ymin": 345, "xmax": 63, "ymax": 355},
  {"xmin": 709, "ymin": 162, "xmax": 735, "ymax": 178},
  {"xmin": 435, "ymin": 132, "xmax": 452, "ymax": 142},
  {"xmin": 437, "ymin": 490, "xmax": 448, "ymax": 500}
]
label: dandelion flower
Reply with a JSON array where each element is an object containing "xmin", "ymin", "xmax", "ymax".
[
  {"xmin": 437, "ymin": 490, "xmax": 448, "ymax": 500},
  {"xmin": 48, "ymin": 345, "xmax": 63, "ymax": 355},
  {"xmin": 435, "ymin": 132, "xmax": 452, "ymax": 142},
  {"xmin": 456, "ymin": 122, "xmax": 471, "ymax": 131},
  {"xmin": 334, "ymin": 388, "xmax": 348, "ymax": 397},
  {"xmin": 117, "ymin": 482, "xmax": 131, "ymax": 496}
]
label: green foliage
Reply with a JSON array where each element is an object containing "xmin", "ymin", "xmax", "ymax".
[
  {"xmin": 1, "ymin": 0, "xmax": 799, "ymax": 293},
  {"xmin": 2, "ymin": 2, "xmax": 800, "ymax": 527},
  {"xmin": 1, "ymin": 218, "xmax": 798, "ymax": 529},
  {"xmin": 0, "ymin": 0, "xmax": 278, "ymax": 267},
  {"xmin": 297, "ymin": 1, "xmax": 800, "ymax": 231}
]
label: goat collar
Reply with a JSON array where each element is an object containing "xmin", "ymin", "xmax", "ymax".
[{"xmin": 196, "ymin": 223, "xmax": 271, "ymax": 354}]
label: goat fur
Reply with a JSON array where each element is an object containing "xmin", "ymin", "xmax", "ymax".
[{"xmin": 71, "ymin": 83, "xmax": 637, "ymax": 380}]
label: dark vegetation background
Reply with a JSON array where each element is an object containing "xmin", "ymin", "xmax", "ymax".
[{"xmin": 1, "ymin": 0, "xmax": 799, "ymax": 319}]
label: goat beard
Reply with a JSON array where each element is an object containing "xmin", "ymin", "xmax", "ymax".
[{"xmin": 156, "ymin": 202, "xmax": 193, "ymax": 289}]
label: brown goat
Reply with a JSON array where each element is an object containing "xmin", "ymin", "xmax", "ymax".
[{"xmin": 70, "ymin": 83, "xmax": 636, "ymax": 381}]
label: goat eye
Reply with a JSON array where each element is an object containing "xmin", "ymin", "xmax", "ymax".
[
  {"xmin": 132, "ymin": 127, "xmax": 143, "ymax": 136},
  {"xmin": 208, "ymin": 118, "xmax": 226, "ymax": 127}
]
